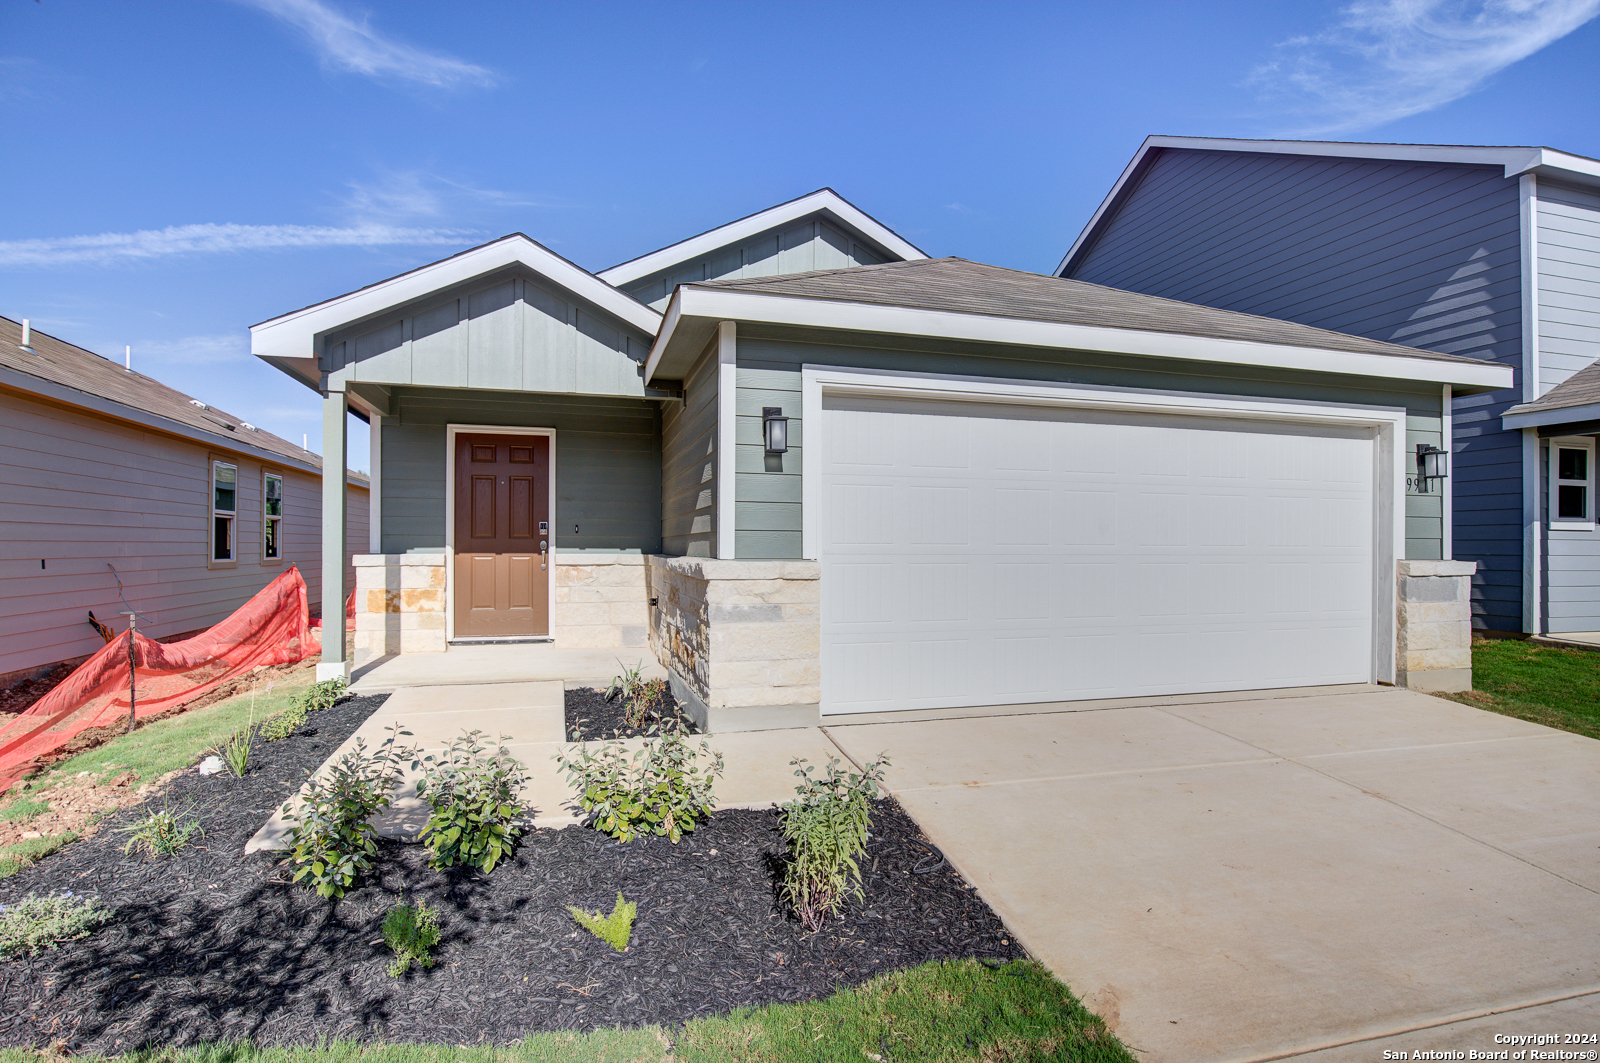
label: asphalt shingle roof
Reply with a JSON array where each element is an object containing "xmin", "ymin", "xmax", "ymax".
[
  {"xmin": 1506, "ymin": 358, "xmax": 1600, "ymax": 418},
  {"xmin": 697, "ymin": 258, "xmax": 1494, "ymax": 366},
  {"xmin": 0, "ymin": 315, "xmax": 330, "ymax": 471}
]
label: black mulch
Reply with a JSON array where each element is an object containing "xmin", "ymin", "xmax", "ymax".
[
  {"xmin": 564, "ymin": 684, "xmax": 697, "ymax": 741},
  {"xmin": 0, "ymin": 696, "xmax": 1022, "ymax": 1052}
]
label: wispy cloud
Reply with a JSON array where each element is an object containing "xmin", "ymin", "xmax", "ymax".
[
  {"xmin": 129, "ymin": 334, "xmax": 251, "ymax": 366},
  {"xmin": 1251, "ymin": 0, "xmax": 1600, "ymax": 133},
  {"xmin": 237, "ymin": 0, "xmax": 497, "ymax": 89},
  {"xmin": 340, "ymin": 170, "xmax": 556, "ymax": 225},
  {"xmin": 0, "ymin": 222, "xmax": 478, "ymax": 268}
]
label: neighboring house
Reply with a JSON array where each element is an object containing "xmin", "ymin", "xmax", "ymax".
[
  {"xmin": 1057, "ymin": 136, "xmax": 1600, "ymax": 638},
  {"xmin": 251, "ymin": 187, "xmax": 1509, "ymax": 729},
  {"xmin": 0, "ymin": 315, "xmax": 369, "ymax": 685}
]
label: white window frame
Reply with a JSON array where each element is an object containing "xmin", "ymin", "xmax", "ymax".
[
  {"xmin": 263, "ymin": 470, "xmax": 285, "ymax": 561},
  {"xmin": 211, "ymin": 459, "xmax": 238, "ymax": 565},
  {"xmin": 1548, "ymin": 436, "xmax": 1596, "ymax": 531}
]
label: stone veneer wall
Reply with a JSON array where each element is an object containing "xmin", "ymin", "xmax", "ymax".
[
  {"xmin": 354, "ymin": 552, "xmax": 448, "ymax": 663},
  {"xmin": 1396, "ymin": 559, "xmax": 1476, "ymax": 693},
  {"xmin": 646, "ymin": 555, "xmax": 820, "ymax": 732},
  {"xmin": 353, "ymin": 553, "xmax": 649, "ymax": 663}
]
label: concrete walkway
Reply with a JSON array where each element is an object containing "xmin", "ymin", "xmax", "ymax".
[
  {"xmin": 827, "ymin": 687, "xmax": 1600, "ymax": 1063},
  {"xmin": 350, "ymin": 644, "xmax": 667, "ymax": 694},
  {"xmin": 247, "ymin": 681, "xmax": 833, "ymax": 852}
]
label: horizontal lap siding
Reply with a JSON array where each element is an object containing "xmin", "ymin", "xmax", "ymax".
[
  {"xmin": 660, "ymin": 342, "xmax": 718, "ymax": 557},
  {"xmin": 379, "ymin": 387, "xmax": 660, "ymax": 555},
  {"xmin": 735, "ymin": 335, "xmax": 1442, "ymax": 561},
  {"xmin": 1068, "ymin": 149, "xmax": 1523, "ymax": 629},
  {"xmin": 0, "ymin": 389, "xmax": 362, "ymax": 675}
]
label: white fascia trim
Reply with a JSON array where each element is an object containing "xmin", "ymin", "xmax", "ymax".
[
  {"xmin": 716, "ymin": 322, "xmax": 738, "ymax": 560},
  {"xmin": 665, "ymin": 287, "xmax": 1514, "ymax": 391},
  {"xmin": 1057, "ymin": 136, "xmax": 1600, "ymax": 276},
  {"xmin": 0, "ymin": 362, "xmax": 321, "ymax": 474},
  {"xmin": 801, "ymin": 363, "xmax": 1406, "ymax": 683},
  {"xmin": 251, "ymin": 235, "xmax": 661, "ymax": 370},
  {"xmin": 597, "ymin": 190, "xmax": 927, "ymax": 287},
  {"xmin": 643, "ymin": 293, "xmax": 684, "ymax": 383},
  {"xmin": 1504, "ymin": 400, "xmax": 1600, "ymax": 431}
]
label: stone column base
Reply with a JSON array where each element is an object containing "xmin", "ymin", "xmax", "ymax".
[
  {"xmin": 647, "ymin": 555, "xmax": 821, "ymax": 733},
  {"xmin": 353, "ymin": 553, "xmax": 447, "ymax": 663},
  {"xmin": 554, "ymin": 555, "xmax": 649, "ymax": 649},
  {"xmin": 1396, "ymin": 559, "xmax": 1476, "ymax": 693}
]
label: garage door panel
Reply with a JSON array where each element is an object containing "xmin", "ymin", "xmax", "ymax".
[{"xmin": 820, "ymin": 399, "xmax": 1377, "ymax": 713}]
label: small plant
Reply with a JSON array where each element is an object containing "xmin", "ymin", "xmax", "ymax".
[
  {"xmin": 285, "ymin": 726, "xmax": 412, "ymax": 899},
  {"xmin": 568, "ymin": 891, "xmax": 635, "ymax": 952},
  {"xmin": 118, "ymin": 804, "xmax": 203, "ymax": 858},
  {"xmin": 555, "ymin": 723, "xmax": 724, "ymax": 843},
  {"xmin": 261, "ymin": 677, "xmax": 344, "ymax": 741},
  {"xmin": 780, "ymin": 753, "xmax": 891, "ymax": 932},
  {"xmin": 0, "ymin": 892, "xmax": 111, "ymax": 958},
  {"xmin": 413, "ymin": 731, "xmax": 530, "ymax": 872},
  {"xmin": 382, "ymin": 899, "xmax": 441, "ymax": 976},
  {"xmin": 607, "ymin": 662, "xmax": 672, "ymax": 730},
  {"xmin": 214, "ymin": 723, "xmax": 253, "ymax": 777}
]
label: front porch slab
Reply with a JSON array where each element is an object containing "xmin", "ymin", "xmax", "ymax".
[
  {"xmin": 245, "ymin": 681, "xmax": 840, "ymax": 854},
  {"xmin": 350, "ymin": 643, "xmax": 666, "ymax": 694}
]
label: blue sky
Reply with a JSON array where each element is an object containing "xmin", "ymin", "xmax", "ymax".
[{"xmin": 4, "ymin": 0, "xmax": 1598, "ymax": 472}]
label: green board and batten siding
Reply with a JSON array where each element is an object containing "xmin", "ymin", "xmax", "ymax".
[
  {"xmin": 619, "ymin": 217, "xmax": 888, "ymax": 310},
  {"xmin": 323, "ymin": 270, "xmax": 656, "ymax": 398},
  {"xmin": 732, "ymin": 334, "xmax": 1446, "ymax": 561},
  {"xmin": 660, "ymin": 340, "xmax": 720, "ymax": 556}
]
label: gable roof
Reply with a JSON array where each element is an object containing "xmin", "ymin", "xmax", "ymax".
[
  {"xmin": 596, "ymin": 188, "xmax": 927, "ymax": 288},
  {"xmin": 1059, "ymin": 135, "xmax": 1600, "ymax": 277},
  {"xmin": 1504, "ymin": 360, "xmax": 1600, "ymax": 430},
  {"xmin": 253, "ymin": 233, "xmax": 661, "ymax": 391},
  {"xmin": 0, "ymin": 315, "xmax": 331, "ymax": 474},
  {"xmin": 646, "ymin": 257, "xmax": 1512, "ymax": 392}
]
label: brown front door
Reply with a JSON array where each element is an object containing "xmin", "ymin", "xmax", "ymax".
[{"xmin": 453, "ymin": 433, "xmax": 550, "ymax": 638}]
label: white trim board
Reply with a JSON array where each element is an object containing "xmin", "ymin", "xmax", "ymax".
[
  {"xmin": 800, "ymin": 364, "xmax": 1407, "ymax": 686},
  {"xmin": 597, "ymin": 189, "xmax": 927, "ymax": 288},
  {"xmin": 1058, "ymin": 135, "xmax": 1600, "ymax": 276},
  {"xmin": 1505, "ymin": 400, "xmax": 1600, "ymax": 430},
  {"xmin": 442, "ymin": 424, "xmax": 558, "ymax": 644},
  {"xmin": 646, "ymin": 286, "xmax": 1514, "ymax": 392},
  {"xmin": 716, "ymin": 321, "xmax": 738, "ymax": 560}
]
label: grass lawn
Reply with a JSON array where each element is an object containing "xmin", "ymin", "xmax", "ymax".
[
  {"xmin": 0, "ymin": 667, "xmax": 319, "ymax": 878},
  {"xmin": 1436, "ymin": 637, "xmax": 1600, "ymax": 740},
  {"xmin": 0, "ymin": 959, "xmax": 1131, "ymax": 1062}
]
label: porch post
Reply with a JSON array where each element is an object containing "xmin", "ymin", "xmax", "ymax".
[{"xmin": 319, "ymin": 383, "xmax": 350, "ymax": 681}]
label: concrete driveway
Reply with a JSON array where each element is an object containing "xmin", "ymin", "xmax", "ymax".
[{"xmin": 826, "ymin": 687, "xmax": 1600, "ymax": 1062}]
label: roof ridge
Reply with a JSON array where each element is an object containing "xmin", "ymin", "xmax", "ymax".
[{"xmin": 695, "ymin": 256, "xmax": 954, "ymax": 290}]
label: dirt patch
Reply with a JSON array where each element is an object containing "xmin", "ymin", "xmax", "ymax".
[
  {"xmin": 0, "ymin": 665, "xmax": 77, "ymax": 715},
  {"xmin": 0, "ymin": 771, "xmax": 183, "ymax": 849}
]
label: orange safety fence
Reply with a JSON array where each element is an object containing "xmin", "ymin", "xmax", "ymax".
[{"xmin": 0, "ymin": 565, "xmax": 315, "ymax": 796}]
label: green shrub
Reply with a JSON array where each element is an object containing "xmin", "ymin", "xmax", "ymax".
[
  {"xmin": 0, "ymin": 892, "xmax": 111, "ymax": 957},
  {"xmin": 118, "ymin": 805, "xmax": 202, "ymax": 858},
  {"xmin": 555, "ymin": 723, "xmax": 723, "ymax": 843},
  {"xmin": 780, "ymin": 753, "xmax": 890, "ymax": 932},
  {"xmin": 285, "ymin": 726, "xmax": 412, "ymax": 899},
  {"xmin": 261, "ymin": 677, "xmax": 347, "ymax": 741},
  {"xmin": 568, "ymin": 891, "xmax": 635, "ymax": 952},
  {"xmin": 0, "ymin": 832, "xmax": 79, "ymax": 879},
  {"xmin": 382, "ymin": 899, "xmax": 442, "ymax": 976},
  {"xmin": 413, "ymin": 731, "xmax": 529, "ymax": 873},
  {"xmin": 606, "ymin": 662, "xmax": 673, "ymax": 730},
  {"xmin": 213, "ymin": 718, "xmax": 254, "ymax": 777},
  {"xmin": 0, "ymin": 797, "xmax": 49, "ymax": 823}
]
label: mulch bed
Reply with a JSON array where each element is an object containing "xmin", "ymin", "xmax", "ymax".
[
  {"xmin": 564, "ymin": 684, "xmax": 697, "ymax": 741},
  {"xmin": 0, "ymin": 695, "xmax": 1021, "ymax": 1052}
]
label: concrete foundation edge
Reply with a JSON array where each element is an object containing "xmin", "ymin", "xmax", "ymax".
[
  {"xmin": 666, "ymin": 669, "xmax": 820, "ymax": 733},
  {"xmin": 1397, "ymin": 667, "xmax": 1472, "ymax": 693}
]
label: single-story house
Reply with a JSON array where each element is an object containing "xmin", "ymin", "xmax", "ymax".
[
  {"xmin": 1056, "ymin": 136, "xmax": 1600, "ymax": 639},
  {"xmin": 250, "ymin": 188, "xmax": 1512, "ymax": 730},
  {"xmin": 0, "ymin": 315, "xmax": 369, "ymax": 688}
]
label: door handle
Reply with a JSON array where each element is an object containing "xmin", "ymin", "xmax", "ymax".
[{"xmin": 540, "ymin": 539, "xmax": 548, "ymax": 571}]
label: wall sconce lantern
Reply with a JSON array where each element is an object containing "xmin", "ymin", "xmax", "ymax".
[
  {"xmin": 763, "ymin": 406, "xmax": 789, "ymax": 454},
  {"xmin": 1416, "ymin": 443, "xmax": 1449, "ymax": 493}
]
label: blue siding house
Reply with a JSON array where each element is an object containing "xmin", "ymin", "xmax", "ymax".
[{"xmin": 1060, "ymin": 137, "xmax": 1600, "ymax": 637}]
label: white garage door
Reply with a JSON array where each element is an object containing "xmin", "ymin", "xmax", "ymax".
[{"xmin": 819, "ymin": 395, "xmax": 1377, "ymax": 715}]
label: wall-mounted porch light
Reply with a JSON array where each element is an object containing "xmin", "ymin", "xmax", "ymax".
[
  {"xmin": 1416, "ymin": 443, "xmax": 1449, "ymax": 493},
  {"xmin": 763, "ymin": 406, "xmax": 789, "ymax": 454}
]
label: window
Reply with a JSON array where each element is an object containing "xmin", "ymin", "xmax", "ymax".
[
  {"xmin": 212, "ymin": 461, "xmax": 237, "ymax": 561},
  {"xmin": 263, "ymin": 471, "xmax": 284, "ymax": 560},
  {"xmin": 1550, "ymin": 438, "xmax": 1595, "ymax": 528}
]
